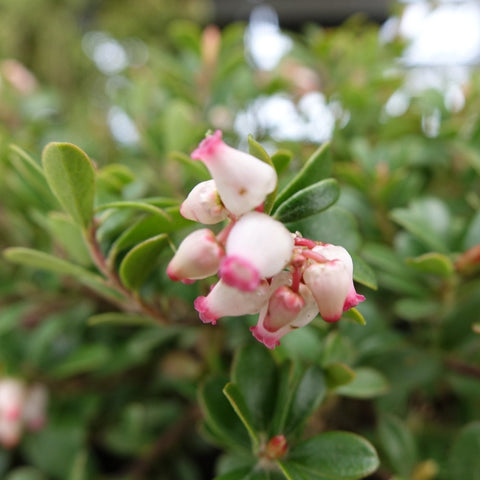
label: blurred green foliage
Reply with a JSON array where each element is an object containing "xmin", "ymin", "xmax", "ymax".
[{"xmin": 1, "ymin": 1, "xmax": 480, "ymax": 479}]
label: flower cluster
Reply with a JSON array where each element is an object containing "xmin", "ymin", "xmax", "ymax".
[
  {"xmin": 167, "ymin": 130, "xmax": 364, "ymax": 348},
  {"xmin": 0, "ymin": 378, "xmax": 48, "ymax": 448}
]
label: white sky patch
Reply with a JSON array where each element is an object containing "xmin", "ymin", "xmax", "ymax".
[
  {"xmin": 234, "ymin": 92, "xmax": 334, "ymax": 144},
  {"xmin": 244, "ymin": 4, "xmax": 293, "ymax": 71},
  {"xmin": 108, "ymin": 106, "xmax": 140, "ymax": 146}
]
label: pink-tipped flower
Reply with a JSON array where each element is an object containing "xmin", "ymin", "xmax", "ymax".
[
  {"xmin": 180, "ymin": 180, "xmax": 228, "ymax": 224},
  {"xmin": 220, "ymin": 212, "xmax": 294, "ymax": 291},
  {"xmin": 251, "ymin": 283, "xmax": 318, "ymax": 349},
  {"xmin": 312, "ymin": 244, "xmax": 365, "ymax": 311},
  {"xmin": 0, "ymin": 379, "xmax": 26, "ymax": 449},
  {"xmin": 191, "ymin": 130, "xmax": 277, "ymax": 216},
  {"xmin": 0, "ymin": 379, "xmax": 25, "ymax": 422},
  {"xmin": 167, "ymin": 229, "xmax": 224, "ymax": 282},
  {"xmin": 23, "ymin": 384, "xmax": 48, "ymax": 432},
  {"xmin": 194, "ymin": 279, "xmax": 270, "ymax": 325},
  {"xmin": 303, "ymin": 260, "xmax": 352, "ymax": 323}
]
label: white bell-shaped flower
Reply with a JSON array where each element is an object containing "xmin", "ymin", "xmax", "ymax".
[
  {"xmin": 194, "ymin": 279, "xmax": 270, "ymax": 325},
  {"xmin": 303, "ymin": 260, "xmax": 352, "ymax": 323},
  {"xmin": 191, "ymin": 130, "xmax": 277, "ymax": 216},
  {"xmin": 312, "ymin": 243, "xmax": 364, "ymax": 311},
  {"xmin": 167, "ymin": 229, "xmax": 224, "ymax": 282},
  {"xmin": 220, "ymin": 212, "xmax": 294, "ymax": 291},
  {"xmin": 0, "ymin": 378, "xmax": 26, "ymax": 449},
  {"xmin": 180, "ymin": 179, "xmax": 228, "ymax": 225}
]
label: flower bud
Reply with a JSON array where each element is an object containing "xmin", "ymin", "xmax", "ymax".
[
  {"xmin": 180, "ymin": 179, "xmax": 228, "ymax": 224},
  {"xmin": 191, "ymin": 130, "xmax": 277, "ymax": 216},
  {"xmin": 303, "ymin": 260, "xmax": 352, "ymax": 323},
  {"xmin": 194, "ymin": 279, "xmax": 270, "ymax": 325},
  {"xmin": 312, "ymin": 244, "xmax": 365, "ymax": 312},
  {"xmin": 167, "ymin": 229, "xmax": 224, "ymax": 282},
  {"xmin": 0, "ymin": 379, "xmax": 25, "ymax": 422},
  {"xmin": 23, "ymin": 384, "xmax": 48, "ymax": 431},
  {"xmin": 250, "ymin": 283, "xmax": 318, "ymax": 349},
  {"xmin": 220, "ymin": 212, "xmax": 294, "ymax": 291}
]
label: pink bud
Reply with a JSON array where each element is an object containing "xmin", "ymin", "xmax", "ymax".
[
  {"xmin": 312, "ymin": 244, "xmax": 364, "ymax": 312},
  {"xmin": 265, "ymin": 434, "xmax": 288, "ymax": 459},
  {"xmin": 194, "ymin": 279, "xmax": 270, "ymax": 325},
  {"xmin": 167, "ymin": 229, "xmax": 224, "ymax": 282},
  {"xmin": 180, "ymin": 180, "xmax": 228, "ymax": 224},
  {"xmin": 191, "ymin": 130, "xmax": 277, "ymax": 216},
  {"xmin": 220, "ymin": 212, "xmax": 294, "ymax": 291},
  {"xmin": 0, "ymin": 416, "xmax": 22, "ymax": 449},
  {"xmin": 250, "ymin": 283, "xmax": 318, "ymax": 349},
  {"xmin": 303, "ymin": 261, "xmax": 352, "ymax": 323},
  {"xmin": 0, "ymin": 379, "xmax": 25, "ymax": 421}
]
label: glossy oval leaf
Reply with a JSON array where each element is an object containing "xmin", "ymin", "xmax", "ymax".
[
  {"xmin": 351, "ymin": 253, "xmax": 377, "ymax": 290},
  {"xmin": 273, "ymin": 179, "xmax": 340, "ymax": 224},
  {"xmin": 377, "ymin": 414, "xmax": 418, "ymax": 477},
  {"xmin": 274, "ymin": 142, "xmax": 331, "ymax": 210},
  {"xmin": 284, "ymin": 365, "xmax": 326, "ymax": 436},
  {"xmin": 198, "ymin": 376, "xmax": 250, "ymax": 451},
  {"xmin": 3, "ymin": 247, "xmax": 122, "ymax": 302},
  {"xmin": 223, "ymin": 383, "xmax": 259, "ymax": 447},
  {"xmin": 406, "ymin": 252, "xmax": 454, "ymax": 277},
  {"xmin": 231, "ymin": 344, "xmax": 278, "ymax": 432},
  {"xmin": 119, "ymin": 234, "xmax": 169, "ymax": 290},
  {"xmin": 95, "ymin": 201, "xmax": 171, "ymax": 219},
  {"xmin": 248, "ymin": 135, "xmax": 277, "ymax": 214},
  {"xmin": 280, "ymin": 431, "xmax": 379, "ymax": 480},
  {"xmin": 336, "ymin": 367, "xmax": 389, "ymax": 399},
  {"xmin": 42, "ymin": 142, "xmax": 96, "ymax": 229},
  {"xmin": 448, "ymin": 422, "xmax": 480, "ymax": 480},
  {"xmin": 325, "ymin": 362, "xmax": 356, "ymax": 390}
]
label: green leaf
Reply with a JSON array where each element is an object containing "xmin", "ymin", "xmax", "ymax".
[
  {"xmin": 448, "ymin": 422, "xmax": 480, "ymax": 480},
  {"xmin": 5, "ymin": 467, "xmax": 48, "ymax": 480},
  {"xmin": 284, "ymin": 365, "xmax": 326, "ymax": 436},
  {"xmin": 248, "ymin": 135, "xmax": 274, "ymax": 167},
  {"xmin": 343, "ymin": 308, "xmax": 366, "ymax": 326},
  {"xmin": 169, "ymin": 150, "xmax": 210, "ymax": 181},
  {"xmin": 390, "ymin": 198, "xmax": 450, "ymax": 253},
  {"xmin": 223, "ymin": 383, "xmax": 259, "ymax": 447},
  {"xmin": 9, "ymin": 144, "xmax": 57, "ymax": 207},
  {"xmin": 406, "ymin": 252, "xmax": 454, "ymax": 277},
  {"xmin": 280, "ymin": 431, "xmax": 379, "ymax": 480},
  {"xmin": 3, "ymin": 247, "xmax": 122, "ymax": 302},
  {"xmin": 50, "ymin": 344, "xmax": 111, "ymax": 378},
  {"xmin": 393, "ymin": 298, "xmax": 439, "ymax": 321},
  {"xmin": 88, "ymin": 312, "xmax": 157, "ymax": 327},
  {"xmin": 377, "ymin": 414, "xmax": 418, "ymax": 477},
  {"xmin": 351, "ymin": 254, "xmax": 377, "ymax": 290},
  {"xmin": 271, "ymin": 150, "xmax": 293, "ymax": 175},
  {"xmin": 95, "ymin": 200, "xmax": 171, "ymax": 219},
  {"xmin": 4, "ymin": 247, "xmax": 101, "ymax": 284},
  {"xmin": 22, "ymin": 422, "xmax": 85, "ymax": 479},
  {"xmin": 48, "ymin": 212, "xmax": 92, "ymax": 266},
  {"xmin": 231, "ymin": 344, "xmax": 278, "ymax": 432},
  {"xmin": 273, "ymin": 179, "xmax": 340, "ymax": 224},
  {"xmin": 68, "ymin": 451, "xmax": 89, "ymax": 480},
  {"xmin": 324, "ymin": 362, "xmax": 356, "ymax": 389},
  {"xmin": 42, "ymin": 142, "xmax": 96, "ymax": 229},
  {"xmin": 336, "ymin": 367, "xmax": 389, "ymax": 399},
  {"xmin": 274, "ymin": 142, "xmax": 331, "ymax": 210},
  {"xmin": 290, "ymin": 207, "xmax": 361, "ymax": 252},
  {"xmin": 119, "ymin": 234, "xmax": 169, "ymax": 290},
  {"xmin": 198, "ymin": 376, "xmax": 250, "ymax": 451},
  {"xmin": 108, "ymin": 209, "xmax": 191, "ymax": 263},
  {"xmin": 248, "ymin": 135, "xmax": 277, "ymax": 214}
]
